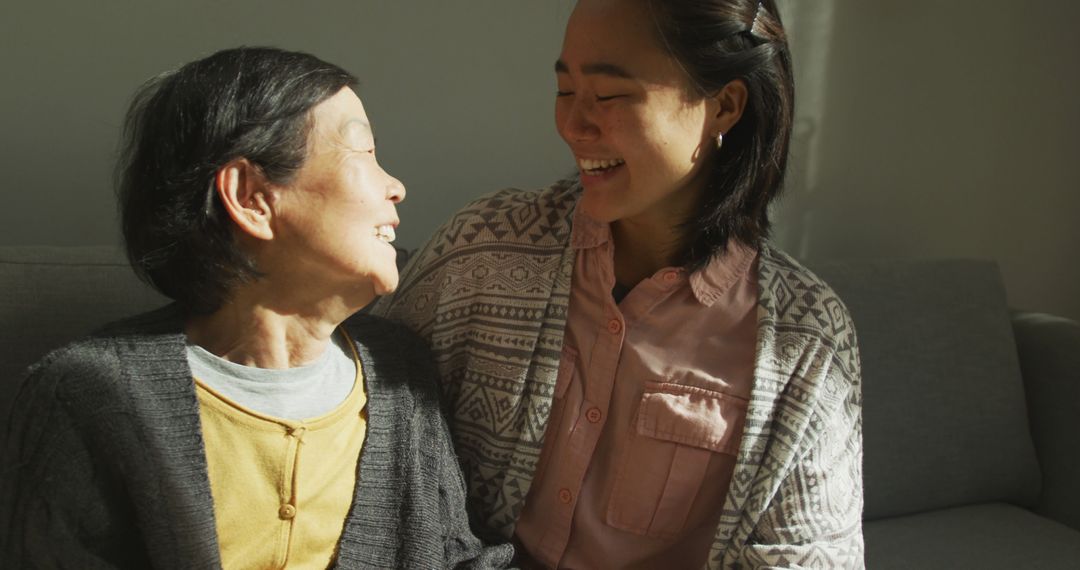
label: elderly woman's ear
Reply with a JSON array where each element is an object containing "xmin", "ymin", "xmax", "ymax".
[{"xmin": 215, "ymin": 158, "xmax": 275, "ymax": 241}]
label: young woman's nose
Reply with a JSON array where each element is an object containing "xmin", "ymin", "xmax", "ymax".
[{"xmin": 559, "ymin": 99, "xmax": 600, "ymax": 143}]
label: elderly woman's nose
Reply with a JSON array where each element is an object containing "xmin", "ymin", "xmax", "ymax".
[{"xmin": 388, "ymin": 176, "xmax": 405, "ymax": 203}]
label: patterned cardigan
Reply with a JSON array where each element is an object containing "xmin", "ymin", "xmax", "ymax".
[{"xmin": 374, "ymin": 179, "xmax": 865, "ymax": 569}]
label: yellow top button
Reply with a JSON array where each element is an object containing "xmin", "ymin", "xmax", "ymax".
[{"xmin": 278, "ymin": 504, "xmax": 297, "ymax": 520}]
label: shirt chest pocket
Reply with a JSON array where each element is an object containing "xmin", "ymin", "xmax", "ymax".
[{"xmin": 606, "ymin": 381, "xmax": 748, "ymax": 539}]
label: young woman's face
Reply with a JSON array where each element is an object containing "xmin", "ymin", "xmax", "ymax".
[{"xmin": 555, "ymin": 0, "xmax": 719, "ymax": 229}]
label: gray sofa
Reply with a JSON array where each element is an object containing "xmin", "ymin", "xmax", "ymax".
[{"xmin": 3, "ymin": 246, "xmax": 1079, "ymax": 568}]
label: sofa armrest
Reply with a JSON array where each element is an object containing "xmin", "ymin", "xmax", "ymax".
[{"xmin": 1013, "ymin": 311, "xmax": 1080, "ymax": 531}]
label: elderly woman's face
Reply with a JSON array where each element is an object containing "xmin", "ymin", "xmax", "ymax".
[{"xmin": 268, "ymin": 87, "xmax": 405, "ymax": 297}]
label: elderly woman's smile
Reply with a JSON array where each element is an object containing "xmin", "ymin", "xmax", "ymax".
[{"xmin": 257, "ymin": 87, "xmax": 406, "ymax": 301}]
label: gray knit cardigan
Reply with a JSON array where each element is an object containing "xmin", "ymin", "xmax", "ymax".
[{"xmin": 0, "ymin": 304, "xmax": 514, "ymax": 569}]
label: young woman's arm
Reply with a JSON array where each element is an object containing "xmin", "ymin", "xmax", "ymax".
[
  {"xmin": 726, "ymin": 344, "xmax": 865, "ymax": 569},
  {"xmin": 432, "ymin": 402, "xmax": 516, "ymax": 569}
]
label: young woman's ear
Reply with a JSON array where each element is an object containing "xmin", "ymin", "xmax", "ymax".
[
  {"xmin": 710, "ymin": 79, "xmax": 749, "ymax": 138},
  {"xmin": 214, "ymin": 159, "xmax": 274, "ymax": 241}
]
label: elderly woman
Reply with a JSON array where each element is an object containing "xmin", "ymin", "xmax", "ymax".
[
  {"xmin": 375, "ymin": 1, "xmax": 863, "ymax": 568},
  {"xmin": 0, "ymin": 47, "xmax": 512, "ymax": 569}
]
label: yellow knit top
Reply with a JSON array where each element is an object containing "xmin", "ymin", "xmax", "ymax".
[{"xmin": 194, "ymin": 331, "xmax": 367, "ymax": 569}]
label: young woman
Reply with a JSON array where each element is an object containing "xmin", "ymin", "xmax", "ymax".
[
  {"xmin": 0, "ymin": 47, "xmax": 512, "ymax": 569},
  {"xmin": 376, "ymin": 1, "xmax": 864, "ymax": 568}
]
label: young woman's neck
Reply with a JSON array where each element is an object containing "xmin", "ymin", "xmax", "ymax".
[
  {"xmin": 608, "ymin": 176, "xmax": 707, "ymax": 287},
  {"xmin": 611, "ymin": 217, "xmax": 685, "ymax": 288}
]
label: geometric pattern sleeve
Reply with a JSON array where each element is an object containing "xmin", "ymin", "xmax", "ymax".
[
  {"xmin": 435, "ymin": 389, "xmax": 518, "ymax": 569},
  {"xmin": 372, "ymin": 183, "xmax": 580, "ymax": 537},
  {"xmin": 729, "ymin": 350, "xmax": 865, "ymax": 569},
  {"xmin": 712, "ymin": 247, "xmax": 865, "ymax": 569}
]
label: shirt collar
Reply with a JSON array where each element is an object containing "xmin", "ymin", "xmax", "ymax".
[
  {"xmin": 570, "ymin": 203, "xmax": 610, "ymax": 250},
  {"xmin": 688, "ymin": 241, "xmax": 757, "ymax": 307},
  {"xmin": 570, "ymin": 202, "xmax": 757, "ymax": 307}
]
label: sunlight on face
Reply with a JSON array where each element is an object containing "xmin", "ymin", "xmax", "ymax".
[
  {"xmin": 555, "ymin": 0, "xmax": 718, "ymax": 232},
  {"xmin": 269, "ymin": 88, "xmax": 406, "ymax": 298}
]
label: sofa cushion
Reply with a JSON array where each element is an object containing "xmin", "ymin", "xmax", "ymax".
[
  {"xmin": 0, "ymin": 246, "xmax": 167, "ymax": 433},
  {"xmin": 810, "ymin": 259, "xmax": 1041, "ymax": 519},
  {"xmin": 1013, "ymin": 312, "xmax": 1080, "ymax": 532},
  {"xmin": 865, "ymin": 503, "xmax": 1080, "ymax": 569}
]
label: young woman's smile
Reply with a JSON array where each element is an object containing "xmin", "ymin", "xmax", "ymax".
[{"xmin": 555, "ymin": 0, "xmax": 723, "ymax": 231}]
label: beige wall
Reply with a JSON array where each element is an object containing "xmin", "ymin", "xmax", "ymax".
[
  {"xmin": 0, "ymin": 0, "xmax": 575, "ymax": 251},
  {"xmin": 775, "ymin": 0, "xmax": 1080, "ymax": 321},
  {"xmin": 3, "ymin": 1, "xmax": 1077, "ymax": 320}
]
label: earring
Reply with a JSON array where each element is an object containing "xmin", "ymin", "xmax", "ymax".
[{"xmin": 716, "ymin": 132, "xmax": 724, "ymax": 151}]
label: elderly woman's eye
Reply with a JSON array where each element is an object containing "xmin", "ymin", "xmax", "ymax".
[
  {"xmin": 596, "ymin": 94, "xmax": 623, "ymax": 102},
  {"xmin": 556, "ymin": 90, "xmax": 575, "ymax": 97}
]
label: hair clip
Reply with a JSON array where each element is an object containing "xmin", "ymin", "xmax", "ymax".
[{"xmin": 751, "ymin": 1, "xmax": 767, "ymax": 34}]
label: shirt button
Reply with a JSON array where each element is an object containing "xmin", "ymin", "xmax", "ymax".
[
  {"xmin": 663, "ymin": 270, "xmax": 679, "ymax": 283},
  {"xmin": 586, "ymin": 407, "xmax": 602, "ymax": 423},
  {"xmin": 607, "ymin": 319, "xmax": 622, "ymax": 334},
  {"xmin": 278, "ymin": 504, "xmax": 297, "ymax": 520},
  {"xmin": 558, "ymin": 488, "xmax": 573, "ymax": 504}
]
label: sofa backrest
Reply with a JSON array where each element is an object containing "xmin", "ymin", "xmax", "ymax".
[
  {"xmin": 1, "ymin": 248, "xmax": 1044, "ymax": 520},
  {"xmin": 810, "ymin": 259, "xmax": 1041, "ymax": 520},
  {"xmin": 0, "ymin": 246, "xmax": 168, "ymax": 433}
]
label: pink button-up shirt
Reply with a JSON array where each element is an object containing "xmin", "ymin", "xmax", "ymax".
[{"xmin": 514, "ymin": 209, "xmax": 760, "ymax": 569}]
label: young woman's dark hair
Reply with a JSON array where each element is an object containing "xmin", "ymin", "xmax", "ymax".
[
  {"xmin": 644, "ymin": 0, "xmax": 795, "ymax": 270},
  {"xmin": 117, "ymin": 47, "xmax": 357, "ymax": 314}
]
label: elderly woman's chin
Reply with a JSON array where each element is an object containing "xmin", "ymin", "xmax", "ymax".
[
  {"xmin": 362, "ymin": 243, "xmax": 401, "ymax": 297},
  {"xmin": 346, "ymin": 251, "xmax": 399, "ymax": 300},
  {"xmin": 371, "ymin": 267, "xmax": 400, "ymax": 297}
]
